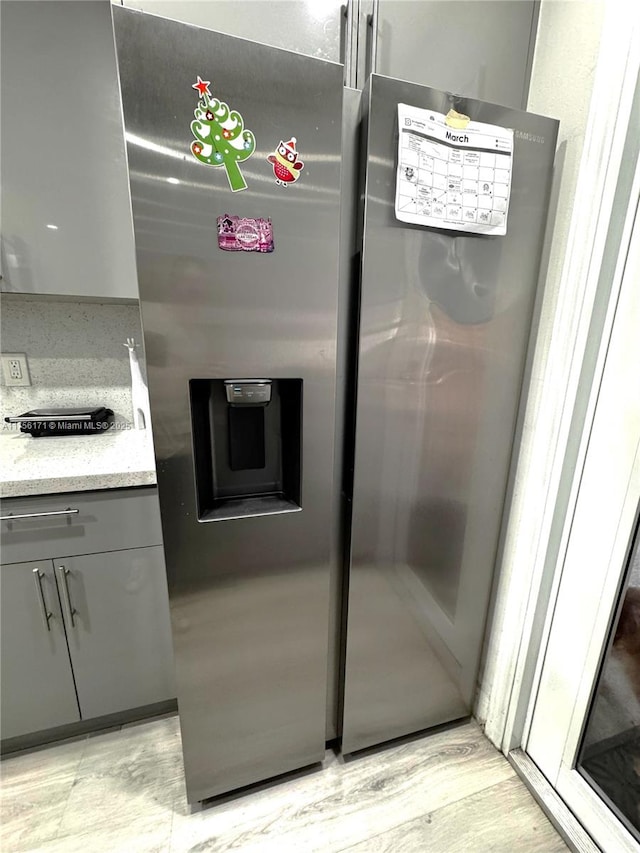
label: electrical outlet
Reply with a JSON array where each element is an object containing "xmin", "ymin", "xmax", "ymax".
[{"xmin": 1, "ymin": 353, "xmax": 31, "ymax": 387}]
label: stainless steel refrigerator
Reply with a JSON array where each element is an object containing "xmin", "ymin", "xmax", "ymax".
[
  {"xmin": 340, "ymin": 76, "xmax": 558, "ymax": 753},
  {"xmin": 114, "ymin": 8, "xmax": 343, "ymax": 802},
  {"xmin": 114, "ymin": 7, "xmax": 557, "ymax": 801}
]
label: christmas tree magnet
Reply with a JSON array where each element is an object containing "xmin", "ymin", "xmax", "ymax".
[
  {"xmin": 267, "ymin": 137, "xmax": 305, "ymax": 186},
  {"xmin": 190, "ymin": 76, "xmax": 255, "ymax": 192}
]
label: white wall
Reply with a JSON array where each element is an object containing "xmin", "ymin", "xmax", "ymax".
[
  {"xmin": 476, "ymin": 0, "xmax": 605, "ymax": 739},
  {"xmin": 527, "ymin": 0, "xmax": 605, "ymax": 326}
]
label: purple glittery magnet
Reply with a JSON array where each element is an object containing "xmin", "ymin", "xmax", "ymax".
[{"xmin": 217, "ymin": 215, "xmax": 274, "ymax": 253}]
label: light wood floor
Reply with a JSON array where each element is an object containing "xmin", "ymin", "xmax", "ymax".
[{"xmin": 0, "ymin": 715, "xmax": 568, "ymax": 852}]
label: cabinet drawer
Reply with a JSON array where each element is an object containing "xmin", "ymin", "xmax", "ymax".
[{"xmin": 0, "ymin": 488, "xmax": 163, "ymax": 564}]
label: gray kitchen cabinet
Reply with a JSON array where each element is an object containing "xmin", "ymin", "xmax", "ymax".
[
  {"xmin": 367, "ymin": 0, "xmax": 538, "ymax": 108},
  {"xmin": 120, "ymin": 0, "xmax": 347, "ymax": 66},
  {"xmin": 56, "ymin": 547, "xmax": 175, "ymax": 719},
  {"xmin": 120, "ymin": 0, "xmax": 537, "ymax": 106},
  {"xmin": 0, "ymin": 561, "xmax": 80, "ymax": 740},
  {"xmin": 0, "ymin": 0, "xmax": 539, "ymax": 299},
  {"xmin": 0, "ymin": 488, "xmax": 175, "ymax": 744},
  {"xmin": 1, "ymin": 0, "xmax": 139, "ymax": 298}
]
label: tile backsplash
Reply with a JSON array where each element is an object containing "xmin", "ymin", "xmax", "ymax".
[{"xmin": 0, "ymin": 297, "xmax": 146, "ymax": 427}]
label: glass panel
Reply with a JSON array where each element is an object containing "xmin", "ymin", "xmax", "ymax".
[{"xmin": 578, "ymin": 510, "xmax": 640, "ymax": 841}]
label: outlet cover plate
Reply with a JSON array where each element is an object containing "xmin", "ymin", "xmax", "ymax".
[{"xmin": 1, "ymin": 353, "xmax": 31, "ymax": 386}]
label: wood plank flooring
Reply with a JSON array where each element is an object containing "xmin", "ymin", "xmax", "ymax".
[{"xmin": 0, "ymin": 715, "xmax": 568, "ymax": 852}]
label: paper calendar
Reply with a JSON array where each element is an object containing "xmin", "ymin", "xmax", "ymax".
[{"xmin": 395, "ymin": 103, "xmax": 514, "ymax": 236}]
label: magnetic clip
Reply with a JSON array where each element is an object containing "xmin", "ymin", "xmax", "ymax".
[{"xmin": 445, "ymin": 108, "xmax": 470, "ymax": 129}]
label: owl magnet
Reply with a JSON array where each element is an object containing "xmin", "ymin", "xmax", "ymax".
[{"xmin": 267, "ymin": 137, "xmax": 304, "ymax": 186}]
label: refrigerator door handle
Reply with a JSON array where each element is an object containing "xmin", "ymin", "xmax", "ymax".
[
  {"xmin": 342, "ymin": 1, "xmax": 355, "ymax": 88},
  {"xmin": 365, "ymin": 1, "xmax": 379, "ymax": 79}
]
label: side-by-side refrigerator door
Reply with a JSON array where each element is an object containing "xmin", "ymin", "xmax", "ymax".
[
  {"xmin": 114, "ymin": 8, "xmax": 343, "ymax": 801},
  {"xmin": 341, "ymin": 74, "xmax": 558, "ymax": 753}
]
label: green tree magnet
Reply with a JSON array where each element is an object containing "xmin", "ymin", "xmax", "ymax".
[{"xmin": 190, "ymin": 76, "xmax": 255, "ymax": 192}]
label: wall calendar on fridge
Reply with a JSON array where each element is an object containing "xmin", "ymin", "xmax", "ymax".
[{"xmin": 395, "ymin": 103, "xmax": 514, "ymax": 235}]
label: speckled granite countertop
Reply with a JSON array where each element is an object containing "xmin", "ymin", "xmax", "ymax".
[{"xmin": 0, "ymin": 429, "xmax": 157, "ymax": 498}]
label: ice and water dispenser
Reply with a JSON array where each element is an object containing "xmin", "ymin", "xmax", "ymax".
[{"xmin": 189, "ymin": 379, "xmax": 302, "ymax": 521}]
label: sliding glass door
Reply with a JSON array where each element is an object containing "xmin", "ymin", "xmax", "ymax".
[
  {"xmin": 525, "ymin": 190, "xmax": 640, "ymax": 851},
  {"xmin": 577, "ymin": 519, "xmax": 640, "ymax": 841}
]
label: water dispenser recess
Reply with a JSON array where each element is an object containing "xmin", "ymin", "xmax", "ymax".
[
  {"xmin": 189, "ymin": 378, "xmax": 302, "ymax": 522},
  {"xmin": 228, "ymin": 407, "xmax": 266, "ymax": 471},
  {"xmin": 224, "ymin": 380, "xmax": 271, "ymax": 472}
]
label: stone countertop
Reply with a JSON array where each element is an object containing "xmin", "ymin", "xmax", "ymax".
[{"xmin": 0, "ymin": 428, "xmax": 157, "ymax": 498}]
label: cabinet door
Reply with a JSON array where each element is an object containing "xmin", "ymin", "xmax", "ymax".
[
  {"xmin": 55, "ymin": 547, "xmax": 175, "ymax": 719},
  {"xmin": 121, "ymin": 0, "xmax": 346, "ymax": 65},
  {"xmin": 0, "ymin": 561, "xmax": 80, "ymax": 740},
  {"xmin": 370, "ymin": 0, "xmax": 538, "ymax": 109},
  {"xmin": 1, "ymin": 0, "xmax": 138, "ymax": 298}
]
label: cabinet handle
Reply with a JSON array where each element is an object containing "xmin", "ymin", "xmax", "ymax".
[
  {"xmin": 0, "ymin": 508, "xmax": 79, "ymax": 521},
  {"xmin": 32, "ymin": 568, "xmax": 52, "ymax": 632},
  {"xmin": 57, "ymin": 565, "xmax": 77, "ymax": 627}
]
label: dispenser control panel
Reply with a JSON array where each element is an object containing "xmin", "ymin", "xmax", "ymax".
[{"xmin": 224, "ymin": 380, "xmax": 272, "ymax": 405}]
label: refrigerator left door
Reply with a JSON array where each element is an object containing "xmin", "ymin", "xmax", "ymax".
[{"xmin": 113, "ymin": 8, "xmax": 343, "ymax": 802}]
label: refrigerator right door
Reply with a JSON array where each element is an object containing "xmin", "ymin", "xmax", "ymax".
[{"xmin": 341, "ymin": 75, "xmax": 558, "ymax": 753}]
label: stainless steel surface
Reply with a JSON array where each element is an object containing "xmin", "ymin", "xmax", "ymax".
[
  {"xmin": 57, "ymin": 566, "xmax": 77, "ymax": 628},
  {"xmin": 114, "ymin": 8, "xmax": 343, "ymax": 801},
  {"xmin": 355, "ymin": 0, "xmax": 375, "ymax": 89},
  {"xmin": 32, "ymin": 568, "xmax": 52, "ymax": 632},
  {"xmin": 123, "ymin": 0, "xmax": 346, "ymax": 63},
  {"xmin": 326, "ymin": 86, "xmax": 361, "ymax": 741},
  {"xmin": 0, "ymin": 0, "xmax": 138, "ymax": 298},
  {"xmin": 373, "ymin": 1, "xmax": 538, "ymax": 109},
  {"xmin": 0, "ymin": 508, "xmax": 79, "ymax": 522},
  {"xmin": 341, "ymin": 75, "xmax": 558, "ymax": 753},
  {"xmin": 343, "ymin": 2, "xmax": 357, "ymax": 89},
  {"xmin": 366, "ymin": 3, "xmax": 379, "ymax": 78},
  {"xmin": 1, "ymin": 561, "xmax": 80, "ymax": 740},
  {"xmin": 58, "ymin": 548, "xmax": 175, "ymax": 720}
]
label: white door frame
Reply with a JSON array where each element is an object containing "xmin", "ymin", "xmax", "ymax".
[
  {"xmin": 527, "ymin": 183, "xmax": 640, "ymax": 851},
  {"xmin": 478, "ymin": 2, "xmax": 640, "ymax": 754}
]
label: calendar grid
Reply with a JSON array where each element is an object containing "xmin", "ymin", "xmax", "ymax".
[{"xmin": 395, "ymin": 104, "xmax": 514, "ymax": 236}]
